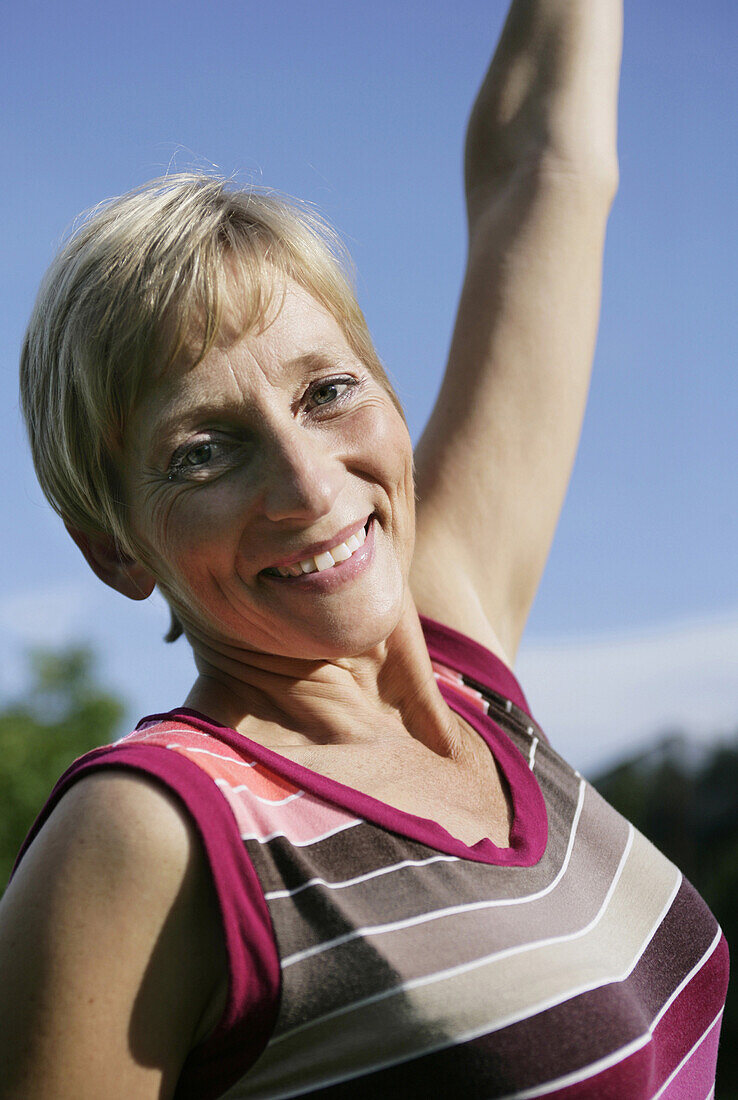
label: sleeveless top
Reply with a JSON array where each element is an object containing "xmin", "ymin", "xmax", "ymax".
[{"xmin": 15, "ymin": 617, "xmax": 729, "ymax": 1099}]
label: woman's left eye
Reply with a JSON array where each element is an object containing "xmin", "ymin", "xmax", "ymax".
[{"xmin": 306, "ymin": 377, "xmax": 355, "ymax": 409}]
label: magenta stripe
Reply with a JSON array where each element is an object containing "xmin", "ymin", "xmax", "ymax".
[
  {"xmin": 649, "ymin": 933, "xmax": 728, "ymax": 1089},
  {"xmin": 655, "ymin": 1010, "xmax": 724, "ymax": 1099}
]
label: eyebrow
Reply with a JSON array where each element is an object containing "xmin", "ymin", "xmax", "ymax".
[
  {"xmin": 143, "ymin": 347, "xmax": 355, "ymax": 460},
  {"xmin": 283, "ymin": 349, "xmax": 352, "ymax": 373}
]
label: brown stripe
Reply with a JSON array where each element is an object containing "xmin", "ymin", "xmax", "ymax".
[
  {"xmin": 257, "ymin": 768, "xmax": 583, "ymax": 960},
  {"xmin": 235, "ymin": 828, "xmax": 680, "ymax": 1098},
  {"xmin": 290, "ymin": 879, "xmax": 723, "ymax": 1099},
  {"xmin": 273, "ymin": 781, "xmax": 623, "ymax": 1032}
]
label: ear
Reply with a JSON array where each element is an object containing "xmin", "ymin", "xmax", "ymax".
[{"xmin": 65, "ymin": 526, "xmax": 156, "ymax": 601}]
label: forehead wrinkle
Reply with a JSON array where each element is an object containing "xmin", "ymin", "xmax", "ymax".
[
  {"xmin": 139, "ymin": 343, "xmax": 269, "ymax": 450},
  {"xmin": 136, "ymin": 279, "xmax": 358, "ymax": 456},
  {"xmin": 221, "ymin": 339, "xmax": 277, "ymax": 403}
]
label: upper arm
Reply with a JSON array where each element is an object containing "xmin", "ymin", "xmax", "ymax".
[
  {"xmin": 411, "ymin": 163, "xmax": 616, "ymax": 663},
  {"xmin": 0, "ymin": 772, "xmax": 226, "ymax": 1099},
  {"xmin": 411, "ymin": 2, "xmax": 622, "ymax": 663}
]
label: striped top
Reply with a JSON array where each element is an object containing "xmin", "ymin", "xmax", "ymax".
[{"xmin": 19, "ymin": 617, "xmax": 729, "ymax": 1099}]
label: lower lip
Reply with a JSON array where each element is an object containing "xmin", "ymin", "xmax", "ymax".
[{"xmin": 261, "ymin": 518, "xmax": 376, "ymax": 592}]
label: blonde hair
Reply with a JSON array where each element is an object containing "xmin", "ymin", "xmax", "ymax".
[{"xmin": 20, "ymin": 172, "xmax": 402, "ymax": 563}]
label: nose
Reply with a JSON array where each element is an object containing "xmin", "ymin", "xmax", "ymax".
[{"xmin": 260, "ymin": 427, "xmax": 343, "ymax": 524}]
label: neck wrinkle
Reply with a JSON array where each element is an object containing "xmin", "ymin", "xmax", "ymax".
[{"xmin": 183, "ymin": 598, "xmax": 462, "ymax": 757}]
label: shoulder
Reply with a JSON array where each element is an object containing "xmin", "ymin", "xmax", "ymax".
[
  {"xmin": 421, "ymin": 613, "xmax": 533, "ymax": 714},
  {"xmin": 0, "ymin": 770, "xmax": 226, "ymax": 1097},
  {"xmin": 47, "ymin": 766, "xmax": 198, "ymax": 862},
  {"xmin": 10, "ymin": 768, "xmax": 210, "ymax": 919}
]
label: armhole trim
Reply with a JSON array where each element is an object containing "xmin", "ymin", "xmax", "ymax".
[
  {"xmin": 12, "ymin": 742, "xmax": 281, "ymax": 1100},
  {"xmin": 421, "ymin": 614, "xmax": 533, "ymax": 716}
]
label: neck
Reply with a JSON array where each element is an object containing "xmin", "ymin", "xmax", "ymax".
[{"xmin": 183, "ymin": 598, "xmax": 462, "ymax": 758}]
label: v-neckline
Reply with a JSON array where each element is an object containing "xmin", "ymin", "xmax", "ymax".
[{"xmin": 152, "ymin": 684, "xmax": 548, "ymax": 867}]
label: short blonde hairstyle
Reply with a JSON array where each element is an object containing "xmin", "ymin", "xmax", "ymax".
[{"xmin": 20, "ymin": 172, "xmax": 403, "ymax": 562}]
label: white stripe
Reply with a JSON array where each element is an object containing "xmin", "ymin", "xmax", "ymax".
[
  {"xmin": 505, "ymin": 698, "xmax": 513, "ymax": 712},
  {"xmin": 528, "ymin": 736, "xmax": 539, "ymax": 770},
  {"xmin": 121, "ymin": 726, "xmax": 205, "ymax": 743},
  {"xmin": 649, "ymin": 925, "xmax": 723, "ymax": 1032},
  {"xmin": 214, "ymin": 777, "xmax": 305, "ymax": 805},
  {"xmin": 264, "ymin": 852, "xmax": 460, "ymax": 901},
  {"xmin": 277, "ymin": 825, "xmax": 636, "ymax": 1032},
  {"xmin": 650, "ymin": 1008, "xmax": 724, "ymax": 1099},
  {"xmin": 169, "ymin": 744, "xmax": 258, "ymax": 767},
  {"xmin": 268, "ymin": 856, "xmax": 688, "ymax": 1098},
  {"xmin": 241, "ymin": 817, "xmax": 361, "ymax": 847},
  {"xmin": 280, "ymin": 781, "xmax": 593, "ymax": 968}
]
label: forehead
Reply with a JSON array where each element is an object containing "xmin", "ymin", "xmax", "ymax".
[
  {"xmin": 156, "ymin": 281, "xmax": 354, "ymax": 407},
  {"xmin": 132, "ymin": 279, "xmax": 356, "ymax": 435}
]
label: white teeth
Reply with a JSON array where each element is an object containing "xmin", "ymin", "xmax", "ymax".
[
  {"xmin": 269, "ymin": 519, "xmax": 370, "ymax": 577},
  {"xmin": 330, "ymin": 541, "xmax": 352, "ymax": 562},
  {"xmin": 314, "ymin": 550, "xmax": 336, "ymax": 572}
]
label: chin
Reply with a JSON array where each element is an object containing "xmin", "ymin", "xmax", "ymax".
[{"xmin": 286, "ymin": 588, "xmax": 406, "ymax": 661}]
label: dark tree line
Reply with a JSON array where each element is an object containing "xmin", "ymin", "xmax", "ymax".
[{"xmin": 593, "ymin": 734, "xmax": 738, "ymax": 1096}]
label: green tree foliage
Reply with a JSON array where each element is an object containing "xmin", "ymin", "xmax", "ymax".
[
  {"xmin": 593, "ymin": 734, "xmax": 738, "ymax": 1098},
  {"xmin": 0, "ymin": 647, "xmax": 125, "ymax": 890}
]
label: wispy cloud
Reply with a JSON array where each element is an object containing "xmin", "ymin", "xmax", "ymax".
[{"xmin": 518, "ymin": 612, "xmax": 738, "ymax": 774}]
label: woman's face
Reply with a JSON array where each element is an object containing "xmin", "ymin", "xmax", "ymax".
[{"xmin": 122, "ymin": 277, "xmax": 415, "ymax": 660}]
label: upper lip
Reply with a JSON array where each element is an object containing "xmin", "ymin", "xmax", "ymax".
[{"xmin": 262, "ymin": 515, "xmax": 371, "ymax": 571}]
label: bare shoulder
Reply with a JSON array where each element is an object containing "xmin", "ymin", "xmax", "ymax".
[{"xmin": 0, "ymin": 771, "xmax": 226, "ymax": 1099}]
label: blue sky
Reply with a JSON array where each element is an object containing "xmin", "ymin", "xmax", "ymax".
[{"xmin": 2, "ymin": 1, "xmax": 736, "ymax": 767}]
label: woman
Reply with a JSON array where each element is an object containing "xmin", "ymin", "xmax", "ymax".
[{"xmin": 1, "ymin": 2, "xmax": 728, "ymax": 1097}]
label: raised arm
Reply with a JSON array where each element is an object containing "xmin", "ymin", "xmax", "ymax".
[{"xmin": 411, "ymin": 0, "xmax": 622, "ymax": 664}]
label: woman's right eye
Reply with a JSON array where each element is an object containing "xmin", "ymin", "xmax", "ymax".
[
  {"xmin": 181, "ymin": 443, "xmax": 214, "ymax": 468},
  {"xmin": 167, "ymin": 439, "xmax": 242, "ymax": 482}
]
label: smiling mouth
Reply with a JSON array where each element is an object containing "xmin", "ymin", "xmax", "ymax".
[{"xmin": 262, "ymin": 518, "xmax": 372, "ymax": 578}]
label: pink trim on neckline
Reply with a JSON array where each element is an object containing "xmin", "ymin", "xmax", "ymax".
[
  {"xmin": 152, "ymin": 699, "xmax": 546, "ymax": 867},
  {"xmin": 138, "ymin": 616, "xmax": 547, "ymax": 867}
]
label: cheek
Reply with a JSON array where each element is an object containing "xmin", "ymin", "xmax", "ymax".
[
  {"xmin": 348, "ymin": 400, "xmax": 413, "ymax": 479},
  {"xmin": 134, "ymin": 481, "xmax": 247, "ymax": 586},
  {"xmin": 348, "ymin": 401, "xmax": 415, "ymax": 545}
]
